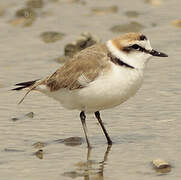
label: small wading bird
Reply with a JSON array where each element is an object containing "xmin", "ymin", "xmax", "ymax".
[{"xmin": 13, "ymin": 32, "xmax": 168, "ymax": 148}]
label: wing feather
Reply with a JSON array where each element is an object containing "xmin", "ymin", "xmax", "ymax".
[{"xmin": 45, "ymin": 44, "xmax": 110, "ymax": 91}]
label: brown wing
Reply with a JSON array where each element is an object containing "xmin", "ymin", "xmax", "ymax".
[{"xmin": 45, "ymin": 44, "xmax": 110, "ymax": 91}]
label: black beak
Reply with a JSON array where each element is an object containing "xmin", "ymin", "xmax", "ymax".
[{"xmin": 149, "ymin": 49, "xmax": 168, "ymax": 57}]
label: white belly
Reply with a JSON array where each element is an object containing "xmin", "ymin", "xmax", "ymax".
[{"xmin": 42, "ymin": 64, "xmax": 143, "ymax": 113}]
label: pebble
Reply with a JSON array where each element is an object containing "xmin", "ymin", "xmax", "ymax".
[
  {"xmin": 91, "ymin": 5, "xmax": 118, "ymax": 15},
  {"xmin": 54, "ymin": 137, "xmax": 83, "ymax": 146},
  {"xmin": 11, "ymin": 117, "xmax": 19, "ymax": 121},
  {"xmin": 145, "ymin": 0, "xmax": 163, "ymax": 6},
  {"xmin": 56, "ymin": 32, "xmax": 100, "ymax": 63},
  {"xmin": 65, "ymin": 32, "xmax": 100, "ymax": 56},
  {"xmin": 9, "ymin": 18, "xmax": 26, "ymax": 26},
  {"xmin": 25, "ymin": 112, "xmax": 34, "ymax": 118},
  {"xmin": 11, "ymin": 112, "xmax": 34, "ymax": 121},
  {"xmin": 124, "ymin": 11, "xmax": 140, "ymax": 18},
  {"xmin": 110, "ymin": 21, "xmax": 144, "ymax": 33},
  {"xmin": 65, "ymin": 32, "xmax": 100, "ymax": 57},
  {"xmin": 9, "ymin": 7, "xmax": 37, "ymax": 27},
  {"xmin": 63, "ymin": 137, "xmax": 83, "ymax": 146},
  {"xmin": 26, "ymin": 0, "xmax": 44, "ymax": 9},
  {"xmin": 40, "ymin": 31, "xmax": 65, "ymax": 43},
  {"xmin": 15, "ymin": 8, "xmax": 36, "ymax": 19},
  {"xmin": 152, "ymin": 159, "xmax": 171, "ymax": 169},
  {"xmin": 35, "ymin": 149, "xmax": 43, "ymax": 159}
]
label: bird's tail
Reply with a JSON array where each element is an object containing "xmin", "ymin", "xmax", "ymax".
[
  {"xmin": 12, "ymin": 79, "xmax": 40, "ymax": 104},
  {"xmin": 12, "ymin": 80, "xmax": 38, "ymax": 91}
]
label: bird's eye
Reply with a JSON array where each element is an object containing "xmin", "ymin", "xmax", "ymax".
[
  {"xmin": 131, "ymin": 44, "xmax": 140, "ymax": 50},
  {"xmin": 140, "ymin": 35, "xmax": 147, "ymax": 41},
  {"xmin": 123, "ymin": 44, "xmax": 145, "ymax": 53}
]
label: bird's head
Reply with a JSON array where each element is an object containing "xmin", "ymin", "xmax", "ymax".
[{"xmin": 107, "ymin": 32, "xmax": 168, "ymax": 69}]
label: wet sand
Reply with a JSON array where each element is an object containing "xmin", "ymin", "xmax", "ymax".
[{"xmin": 0, "ymin": 0, "xmax": 181, "ymax": 179}]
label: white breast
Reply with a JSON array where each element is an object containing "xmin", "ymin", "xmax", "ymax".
[
  {"xmin": 77, "ymin": 63, "xmax": 144, "ymax": 112},
  {"xmin": 40, "ymin": 63, "xmax": 144, "ymax": 113}
]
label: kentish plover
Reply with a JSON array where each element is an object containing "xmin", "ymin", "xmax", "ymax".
[{"xmin": 13, "ymin": 32, "xmax": 168, "ymax": 148}]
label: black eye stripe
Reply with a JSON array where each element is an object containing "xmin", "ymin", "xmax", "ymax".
[
  {"xmin": 123, "ymin": 44, "xmax": 148, "ymax": 53},
  {"xmin": 131, "ymin": 44, "xmax": 146, "ymax": 52}
]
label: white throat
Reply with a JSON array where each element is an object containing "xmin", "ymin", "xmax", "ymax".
[{"xmin": 106, "ymin": 40, "xmax": 151, "ymax": 69}]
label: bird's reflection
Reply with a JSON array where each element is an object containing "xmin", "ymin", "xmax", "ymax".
[{"xmin": 63, "ymin": 145, "xmax": 111, "ymax": 179}]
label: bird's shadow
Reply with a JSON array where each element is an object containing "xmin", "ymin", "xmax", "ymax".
[{"xmin": 62, "ymin": 145, "xmax": 112, "ymax": 179}]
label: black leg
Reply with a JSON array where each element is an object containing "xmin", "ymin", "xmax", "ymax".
[
  {"xmin": 95, "ymin": 111, "xmax": 112, "ymax": 146},
  {"xmin": 80, "ymin": 111, "xmax": 91, "ymax": 148}
]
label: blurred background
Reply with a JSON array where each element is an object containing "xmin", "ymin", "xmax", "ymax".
[{"xmin": 0, "ymin": 0, "xmax": 181, "ymax": 179}]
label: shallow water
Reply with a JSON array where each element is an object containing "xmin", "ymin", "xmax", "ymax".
[{"xmin": 0, "ymin": 0, "xmax": 181, "ymax": 179}]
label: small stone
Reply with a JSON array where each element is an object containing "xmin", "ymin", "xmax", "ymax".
[
  {"xmin": 16, "ymin": 8, "xmax": 36, "ymax": 19},
  {"xmin": 145, "ymin": 0, "xmax": 163, "ymax": 6},
  {"xmin": 11, "ymin": 112, "xmax": 34, "ymax": 121},
  {"xmin": 55, "ymin": 32, "xmax": 100, "ymax": 63},
  {"xmin": 110, "ymin": 21, "xmax": 144, "ymax": 33},
  {"xmin": 12, "ymin": 8, "xmax": 36, "ymax": 27},
  {"xmin": 35, "ymin": 149, "xmax": 43, "ymax": 159},
  {"xmin": 11, "ymin": 117, "xmax": 19, "ymax": 121},
  {"xmin": 91, "ymin": 5, "xmax": 118, "ymax": 15},
  {"xmin": 9, "ymin": 17, "xmax": 35, "ymax": 27},
  {"xmin": 172, "ymin": 19, "xmax": 181, "ymax": 28},
  {"xmin": 40, "ymin": 31, "xmax": 65, "ymax": 43},
  {"xmin": 33, "ymin": 142, "xmax": 45, "ymax": 149},
  {"xmin": 152, "ymin": 159, "xmax": 171, "ymax": 169},
  {"xmin": 26, "ymin": 0, "xmax": 44, "ymax": 9},
  {"xmin": 63, "ymin": 32, "xmax": 100, "ymax": 57},
  {"xmin": 9, "ymin": 18, "xmax": 26, "ymax": 26},
  {"xmin": 25, "ymin": 112, "xmax": 34, "ymax": 118},
  {"xmin": 63, "ymin": 137, "xmax": 83, "ymax": 146},
  {"xmin": 124, "ymin": 11, "xmax": 140, "ymax": 18}
]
